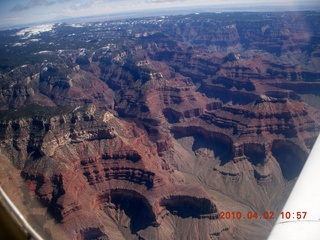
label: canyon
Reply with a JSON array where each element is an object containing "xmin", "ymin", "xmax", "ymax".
[{"xmin": 0, "ymin": 11, "xmax": 320, "ymax": 239}]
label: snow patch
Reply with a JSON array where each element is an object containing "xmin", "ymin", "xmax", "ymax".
[
  {"xmin": 69, "ymin": 24, "xmax": 84, "ymax": 28},
  {"xmin": 79, "ymin": 48, "xmax": 86, "ymax": 56},
  {"xmin": 13, "ymin": 42, "xmax": 24, "ymax": 47},
  {"xmin": 33, "ymin": 51, "xmax": 54, "ymax": 55},
  {"xmin": 16, "ymin": 24, "xmax": 54, "ymax": 39},
  {"xmin": 73, "ymin": 106, "xmax": 81, "ymax": 112}
]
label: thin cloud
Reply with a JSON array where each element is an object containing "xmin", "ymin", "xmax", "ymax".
[
  {"xmin": 11, "ymin": 0, "xmax": 58, "ymax": 12},
  {"xmin": 147, "ymin": 0, "xmax": 214, "ymax": 3},
  {"xmin": 147, "ymin": 0, "xmax": 186, "ymax": 2}
]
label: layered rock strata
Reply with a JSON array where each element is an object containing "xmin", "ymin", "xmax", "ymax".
[{"xmin": 0, "ymin": 11, "xmax": 320, "ymax": 240}]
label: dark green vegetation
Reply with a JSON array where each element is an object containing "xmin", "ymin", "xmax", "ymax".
[
  {"xmin": 1, "ymin": 11, "xmax": 319, "ymax": 73},
  {"xmin": 0, "ymin": 104, "xmax": 71, "ymax": 120}
]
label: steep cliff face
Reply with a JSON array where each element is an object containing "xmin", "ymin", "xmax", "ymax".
[
  {"xmin": 0, "ymin": 105, "xmax": 231, "ymax": 239},
  {"xmin": 0, "ymin": 11, "xmax": 320, "ymax": 240},
  {"xmin": 0, "ymin": 58, "xmax": 114, "ymax": 110}
]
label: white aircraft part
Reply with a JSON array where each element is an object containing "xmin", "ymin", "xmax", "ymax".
[
  {"xmin": 268, "ymin": 134, "xmax": 320, "ymax": 240},
  {"xmin": 0, "ymin": 187, "xmax": 44, "ymax": 240}
]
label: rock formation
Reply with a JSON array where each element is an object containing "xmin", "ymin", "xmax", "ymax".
[{"xmin": 0, "ymin": 11, "xmax": 320, "ymax": 240}]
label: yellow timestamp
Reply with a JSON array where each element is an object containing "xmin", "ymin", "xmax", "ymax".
[
  {"xmin": 219, "ymin": 211, "xmax": 275, "ymax": 220},
  {"xmin": 280, "ymin": 211, "xmax": 307, "ymax": 220},
  {"xmin": 219, "ymin": 211, "xmax": 308, "ymax": 220}
]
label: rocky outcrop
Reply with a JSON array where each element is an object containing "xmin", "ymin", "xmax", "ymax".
[
  {"xmin": 79, "ymin": 228, "xmax": 109, "ymax": 240},
  {"xmin": 0, "ymin": 105, "xmax": 227, "ymax": 239},
  {"xmin": 0, "ymin": 11, "xmax": 320, "ymax": 240},
  {"xmin": 0, "ymin": 62, "xmax": 114, "ymax": 110},
  {"xmin": 160, "ymin": 195, "xmax": 218, "ymax": 219}
]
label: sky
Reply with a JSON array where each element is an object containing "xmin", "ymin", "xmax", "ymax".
[{"xmin": 0, "ymin": 0, "xmax": 320, "ymax": 29}]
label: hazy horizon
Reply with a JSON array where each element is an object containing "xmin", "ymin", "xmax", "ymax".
[{"xmin": 1, "ymin": 0, "xmax": 320, "ymax": 29}]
